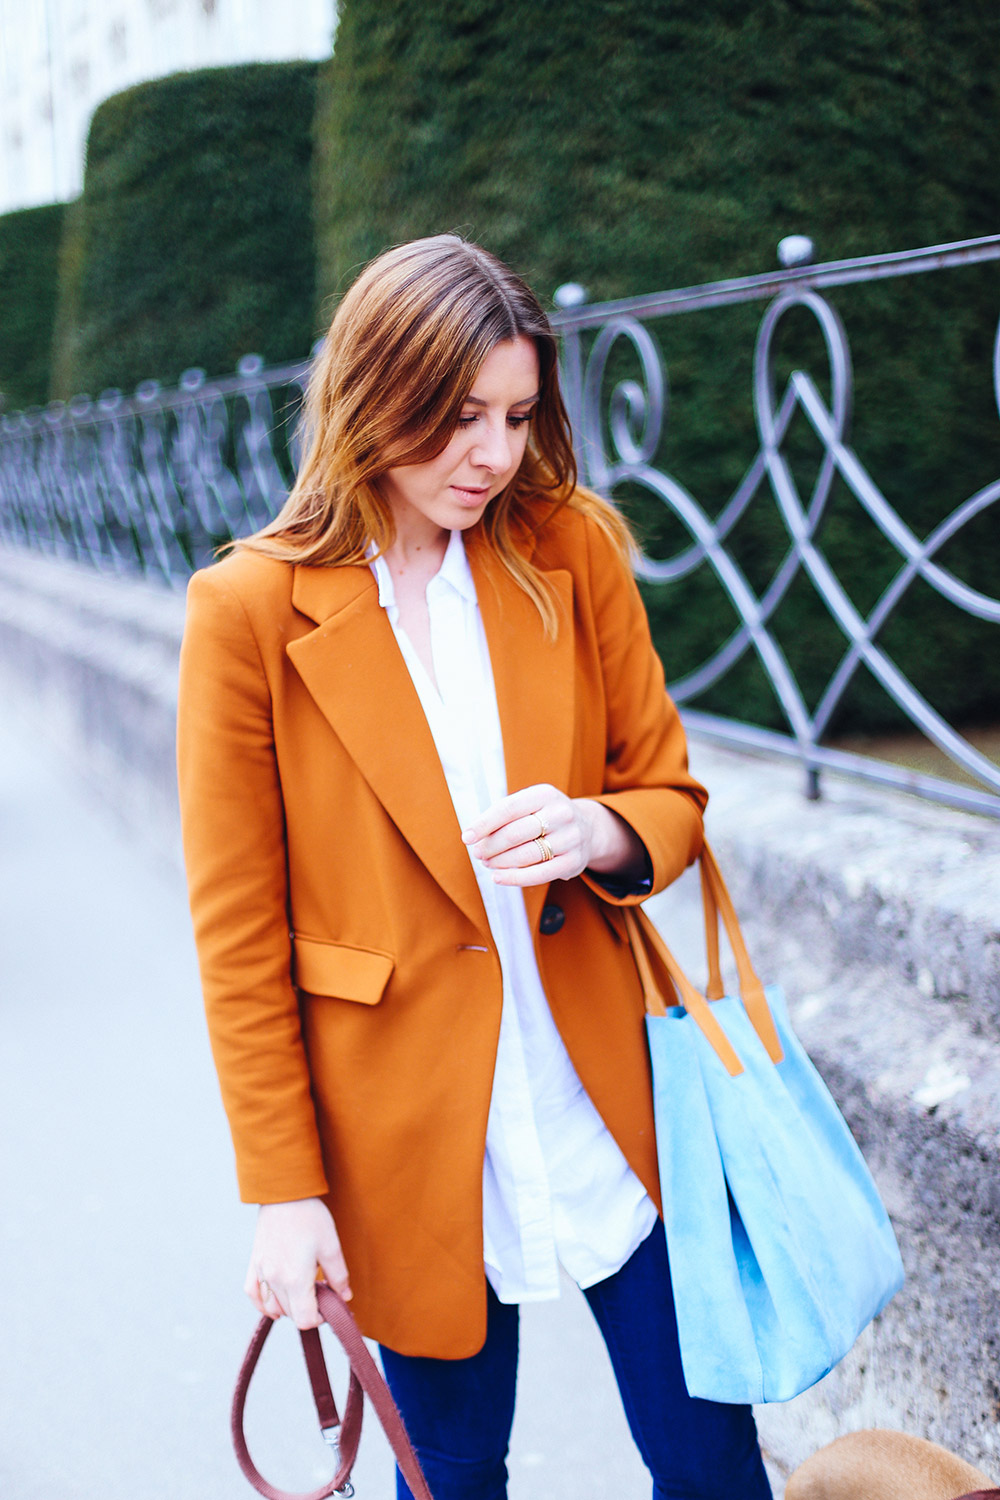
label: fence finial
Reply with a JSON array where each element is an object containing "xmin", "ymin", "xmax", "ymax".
[
  {"xmin": 553, "ymin": 282, "xmax": 588, "ymax": 309},
  {"xmin": 777, "ymin": 235, "xmax": 815, "ymax": 268}
]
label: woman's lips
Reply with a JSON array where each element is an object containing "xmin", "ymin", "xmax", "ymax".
[{"xmin": 451, "ymin": 484, "xmax": 490, "ymax": 502}]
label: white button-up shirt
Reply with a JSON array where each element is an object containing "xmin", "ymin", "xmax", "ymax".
[{"xmin": 370, "ymin": 531, "xmax": 656, "ymax": 1302}]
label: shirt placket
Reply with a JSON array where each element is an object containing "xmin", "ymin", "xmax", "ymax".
[{"xmin": 429, "ymin": 576, "xmax": 561, "ymax": 1299}]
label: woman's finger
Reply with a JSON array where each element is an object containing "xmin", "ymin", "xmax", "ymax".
[
  {"xmin": 318, "ymin": 1248, "xmax": 354, "ymax": 1303},
  {"xmin": 286, "ymin": 1279, "xmax": 324, "ymax": 1331},
  {"xmin": 285, "ymin": 1249, "xmax": 353, "ymax": 1329},
  {"xmin": 246, "ymin": 1269, "xmax": 286, "ymax": 1320},
  {"xmin": 480, "ymin": 828, "xmax": 569, "ymax": 871},
  {"xmin": 471, "ymin": 812, "xmax": 565, "ymax": 862},
  {"xmin": 492, "ymin": 851, "xmax": 579, "ymax": 887},
  {"xmin": 464, "ymin": 793, "xmax": 569, "ymax": 860},
  {"xmin": 462, "ymin": 784, "xmax": 561, "ymax": 846},
  {"xmin": 486, "ymin": 799, "xmax": 608, "ymax": 886}
]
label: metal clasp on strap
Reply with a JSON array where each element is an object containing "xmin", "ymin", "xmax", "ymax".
[{"xmin": 321, "ymin": 1425, "xmax": 354, "ymax": 1498}]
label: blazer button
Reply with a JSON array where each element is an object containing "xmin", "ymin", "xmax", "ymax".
[{"xmin": 539, "ymin": 903, "xmax": 565, "ymax": 936}]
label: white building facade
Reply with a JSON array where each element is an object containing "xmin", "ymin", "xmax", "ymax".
[{"xmin": 0, "ymin": 0, "xmax": 337, "ymax": 213}]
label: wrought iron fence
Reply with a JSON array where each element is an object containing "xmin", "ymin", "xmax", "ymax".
[
  {"xmin": 0, "ymin": 354, "xmax": 311, "ymax": 581},
  {"xmin": 1, "ymin": 235, "xmax": 998, "ymax": 816}
]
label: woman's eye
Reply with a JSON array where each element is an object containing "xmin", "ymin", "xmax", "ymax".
[{"xmin": 456, "ymin": 410, "xmax": 533, "ymax": 430}]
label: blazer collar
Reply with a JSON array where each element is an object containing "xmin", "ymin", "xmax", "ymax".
[
  {"xmin": 290, "ymin": 556, "xmax": 371, "ymax": 626},
  {"xmin": 286, "ymin": 540, "xmax": 575, "ymax": 937}
]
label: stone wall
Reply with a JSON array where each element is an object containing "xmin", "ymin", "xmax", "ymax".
[{"xmin": 2, "ymin": 543, "xmax": 998, "ymax": 1487}]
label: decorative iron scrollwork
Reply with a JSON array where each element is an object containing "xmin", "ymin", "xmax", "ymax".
[
  {"xmin": 0, "ymin": 355, "xmax": 309, "ymax": 583},
  {"xmin": 557, "ymin": 250, "xmax": 1000, "ymax": 815}
]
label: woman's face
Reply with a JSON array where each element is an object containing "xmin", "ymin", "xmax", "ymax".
[{"xmin": 381, "ymin": 336, "xmax": 540, "ymax": 546}]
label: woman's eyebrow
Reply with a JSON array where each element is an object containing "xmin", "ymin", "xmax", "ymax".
[{"xmin": 464, "ymin": 392, "xmax": 541, "ymax": 407}]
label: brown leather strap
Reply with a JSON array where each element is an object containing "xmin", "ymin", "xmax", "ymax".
[
  {"xmin": 316, "ymin": 1286, "xmax": 432, "ymax": 1499},
  {"xmin": 231, "ymin": 1313, "xmax": 360, "ymax": 1500},
  {"xmin": 299, "ymin": 1327, "xmax": 340, "ymax": 1432},
  {"xmin": 231, "ymin": 1287, "xmax": 432, "ymax": 1500}
]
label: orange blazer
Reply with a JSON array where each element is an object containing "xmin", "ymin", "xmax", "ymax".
[{"xmin": 177, "ymin": 502, "xmax": 706, "ymax": 1358}]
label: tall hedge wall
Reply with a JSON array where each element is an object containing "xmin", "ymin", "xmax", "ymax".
[
  {"xmin": 314, "ymin": 0, "xmax": 1000, "ymax": 736},
  {"xmin": 0, "ymin": 203, "xmax": 66, "ymax": 410},
  {"xmin": 52, "ymin": 61, "xmax": 319, "ymax": 399}
]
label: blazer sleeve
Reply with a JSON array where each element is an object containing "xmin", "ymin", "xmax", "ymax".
[
  {"xmin": 578, "ymin": 515, "xmax": 708, "ymax": 903},
  {"xmin": 177, "ymin": 566, "xmax": 329, "ymax": 1204}
]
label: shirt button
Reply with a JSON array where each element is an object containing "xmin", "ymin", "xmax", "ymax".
[{"xmin": 539, "ymin": 904, "xmax": 565, "ymax": 936}]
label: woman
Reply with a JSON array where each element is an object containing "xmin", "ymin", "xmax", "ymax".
[{"xmin": 177, "ymin": 234, "xmax": 772, "ymax": 1500}]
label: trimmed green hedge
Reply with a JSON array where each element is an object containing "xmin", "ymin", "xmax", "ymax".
[
  {"xmin": 314, "ymin": 0, "xmax": 1000, "ymax": 736},
  {"xmin": 53, "ymin": 61, "xmax": 319, "ymax": 399},
  {"xmin": 0, "ymin": 203, "xmax": 66, "ymax": 410}
]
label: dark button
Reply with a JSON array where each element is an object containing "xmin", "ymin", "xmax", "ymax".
[{"xmin": 539, "ymin": 903, "xmax": 565, "ymax": 936}]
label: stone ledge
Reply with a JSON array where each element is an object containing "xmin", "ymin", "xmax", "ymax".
[
  {"xmin": 0, "ymin": 548, "xmax": 185, "ymax": 858},
  {"xmin": 0, "ymin": 546, "xmax": 187, "ymax": 646},
  {"xmin": 697, "ymin": 742, "xmax": 1000, "ymax": 1037}
]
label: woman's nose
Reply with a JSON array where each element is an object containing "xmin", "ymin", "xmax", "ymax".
[{"xmin": 472, "ymin": 421, "xmax": 513, "ymax": 473}]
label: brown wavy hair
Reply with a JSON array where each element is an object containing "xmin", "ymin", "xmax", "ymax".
[{"xmin": 239, "ymin": 234, "xmax": 632, "ymax": 632}]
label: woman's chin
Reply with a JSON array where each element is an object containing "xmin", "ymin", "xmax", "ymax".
[{"xmin": 446, "ymin": 494, "xmax": 493, "ymax": 525}]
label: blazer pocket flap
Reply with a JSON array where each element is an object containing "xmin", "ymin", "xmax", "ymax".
[{"xmin": 293, "ymin": 938, "xmax": 394, "ymax": 1004}]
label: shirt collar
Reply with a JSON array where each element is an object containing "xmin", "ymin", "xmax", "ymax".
[
  {"xmin": 434, "ymin": 528, "xmax": 478, "ymax": 604},
  {"xmin": 369, "ymin": 529, "xmax": 477, "ymax": 613},
  {"xmin": 368, "ymin": 546, "xmax": 395, "ymax": 612}
]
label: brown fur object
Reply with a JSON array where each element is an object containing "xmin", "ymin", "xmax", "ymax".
[{"xmin": 785, "ymin": 1430, "xmax": 998, "ymax": 1500}]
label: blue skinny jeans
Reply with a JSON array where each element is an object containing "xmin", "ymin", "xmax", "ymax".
[{"xmin": 379, "ymin": 1220, "xmax": 772, "ymax": 1500}]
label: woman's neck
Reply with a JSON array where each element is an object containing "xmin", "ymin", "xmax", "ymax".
[
  {"xmin": 383, "ymin": 528, "xmax": 451, "ymax": 692},
  {"xmin": 384, "ymin": 525, "xmax": 449, "ymax": 582}
]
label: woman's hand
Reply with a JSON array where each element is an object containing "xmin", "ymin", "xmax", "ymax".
[
  {"xmin": 462, "ymin": 783, "xmax": 647, "ymax": 888},
  {"xmin": 245, "ymin": 1197, "xmax": 352, "ymax": 1329}
]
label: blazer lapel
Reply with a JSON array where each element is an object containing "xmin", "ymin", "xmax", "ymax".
[
  {"xmin": 286, "ymin": 563, "xmax": 489, "ymax": 935},
  {"xmin": 470, "ymin": 544, "xmax": 576, "ymax": 934}
]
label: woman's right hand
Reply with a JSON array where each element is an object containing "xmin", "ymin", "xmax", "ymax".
[{"xmin": 245, "ymin": 1197, "xmax": 352, "ymax": 1328}]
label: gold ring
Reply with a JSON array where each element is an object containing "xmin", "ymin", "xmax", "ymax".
[
  {"xmin": 534, "ymin": 836, "xmax": 554, "ymax": 862},
  {"xmin": 536, "ymin": 812, "xmax": 549, "ymax": 839},
  {"xmin": 258, "ymin": 1280, "xmax": 272, "ymax": 1301}
]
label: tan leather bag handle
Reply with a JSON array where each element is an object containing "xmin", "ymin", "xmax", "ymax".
[
  {"xmin": 625, "ymin": 842, "xmax": 783, "ymax": 1077},
  {"xmin": 699, "ymin": 844, "xmax": 783, "ymax": 1064}
]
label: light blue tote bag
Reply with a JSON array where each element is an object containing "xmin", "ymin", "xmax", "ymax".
[{"xmin": 627, "ymin": 846, "xmax": 904, "ymax": 1405}]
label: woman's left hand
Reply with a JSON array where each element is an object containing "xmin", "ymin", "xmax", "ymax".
[{"xmin": 462, "ymin": 783, "xmax": 646, "ymax": 887}]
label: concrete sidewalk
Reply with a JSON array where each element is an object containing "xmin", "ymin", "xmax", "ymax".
[{"xmin": 2, "ymin": 710, "xmax": 770, "ymax": 1500}]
